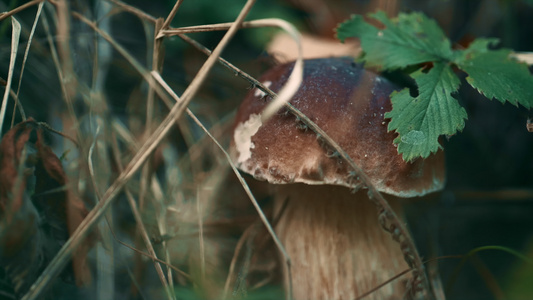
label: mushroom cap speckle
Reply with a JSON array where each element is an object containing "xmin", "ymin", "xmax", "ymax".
[{"xmin": 231, "ymin": 58, "xmax": 444, "ymax": 197}]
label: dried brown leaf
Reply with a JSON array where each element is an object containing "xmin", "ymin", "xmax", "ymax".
[
  {"xmin": 34, "ymin": 129, "xmax": 92, "ymax": 286},
  {"xmin": 0, "ymin": 119, "xmax": 92, "ymax": 294},
  {"xmin": 0, "ymin": 119, "xmax": 34, "ymax": 216},
  {"xmin": 0, "ymin": 119, "xmax": 42, "ymax": 296}
]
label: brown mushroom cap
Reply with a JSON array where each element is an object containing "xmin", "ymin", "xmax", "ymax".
[{"xmin": 231, "ymin": 57, "xmax": 444, "ymax": 197}]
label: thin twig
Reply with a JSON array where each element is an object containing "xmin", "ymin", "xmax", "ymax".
[{"xmin": 157, "ymin": 22, "xmax": 257, "ymax": 36}]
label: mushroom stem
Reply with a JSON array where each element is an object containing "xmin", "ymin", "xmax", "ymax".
[{"xmin": 274, "ymin": 184, "xmax": 409, "ymax": 300}]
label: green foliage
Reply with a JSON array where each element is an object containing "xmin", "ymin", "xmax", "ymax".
[
  {"xmin": 455, "ymin": 48, "xmax": 533, "ymax": 108},
  {"xmin": 504, "ymin": 239, "xmax": 533, "ymax": 299},
  {"xmin": 337, "ymin": 12, "xmax": 453, "ymax": 70},
  {"xmin": 337, "ymin": 12, "xmax": 533, "ymax": 161},
  {"xmin": 386, "ymin": 63, "xmax": 467, "ymax": 161}
]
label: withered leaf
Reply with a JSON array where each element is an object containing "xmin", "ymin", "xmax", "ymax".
[
  {"xmin": 0, "ymin": 119, "xmax": 92, "ymax": 296},
  {"xmin": 34, "ymin": 128, "xmax": 92, "ymax": 286},
  {"xmin": 0, "ymin": 119, "xmax": 43, "ymax": 296},
  {"xmin": 0, "ymin": 120, "xmax": 34, "ymax": 216}
]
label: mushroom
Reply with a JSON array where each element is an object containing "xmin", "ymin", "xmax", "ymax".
[{"xmin": 230, "ymin": 57, "xmax": 445, "ymax": 300}]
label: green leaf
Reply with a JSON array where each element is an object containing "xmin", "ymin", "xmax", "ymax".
[
  {"xmin": 337, "ymin": 10, "xmax": 533, "ymax": 161},
  {"xmin": 336, "ymin": 11, "xmax": 453, "ymax": 70},
  {"xmin": 456, "ymin": 49, "xmax": 533, "ymax": 108},
  {"xmin": 386, "ymin": 63, "xmax": 467, "ymax": 161},
  {"xmin": 336, "ymin": 14, "xmax": 377, "ymax": 43},
  {"xmin": 455, "ymin": 38, "xmax": 500, "ymax": 60}
]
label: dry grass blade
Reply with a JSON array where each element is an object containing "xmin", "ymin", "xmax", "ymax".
[
  {"xmin": 150, "ymin": 72, "xmax": 279, "ymax": 298},
  {"xmin": 51, "ymin": 0, "xmax": 79, "ymax": 137},
  {"xmin": 157, "ymin": 22, "xmax": 267, "ymax": 36},
  {"xmin": 161, "ymin": 0, "xmax": 184, "ymax": 29},
  {"xmin": 147, "ymin": 16, "xmax": 176, "ymax": 299},
  {"xmin": 10, "ymin": 2, "xmax": 44, "ymax": 126},
  {"xmin": 176, "ymin": 34, "xmax": 273, "ymax": 100},
  {"xmin": 0, "ymin": 0, "xmax": 44, "ymax": 22},
  {"xmin": 0, "ymin": 17, "xmax": 21, "ymax": 134},
  {"xmin": 150, "ymin": 70, "xmax": 294, "ymax": 300},
  {"xmin": 22, "ymin": 1, "xmax": 257, "ymax": 298},
  {"xmin": 131, "ymin": 15, "xmax": 171, "ymax": 299},
  {"xmin": 222, "ymin": 221, "xmax": 262, "ymax": 300},
  {"xmin": 249, "ymin": 19, "xmax": 303, "ymax": 121},
  {"xmin": 196, "ymin": 186, "xmax": 206, "ymax": 282},
  {"xmin": 146, "ymin": 17, "xmax": 164, "ymax": 130},
  {"xmin": 109, "ymin": 221, "xmax": 191, "ymax": 280},
  {"xmin": 154, "ymin": 18, "xmax": 303, "ymax": 284},
  {"xmin": 67, "ymin": 21, "xmax": 179, "ymax": 294},
  {"xmin": 72, "ymin": 12, "xmax": 175, "ymax": 115},
  {"xmin": 87, "ymin": 122, "xmax": 103, "ymax": 198},
  {"xmin": 87, "ymin": 123, "xmax": 119, "ymax": 299},
  {"xmin": 109, "ymin": 130, "xmax": 179, "ymax": 298},
  {"xmin": 2, "ymin": 88, "xmax": 25, "ymax": 123},
  {"xmin": 40, "ymin": 8, "xmax": 84, "ymax": 151},
  {"xmin": 163, "ymin": 20, "xmax": 303, "ymax": 123},
  {"xmin": 155, "ymin": 16, "xmax": 307, "ymax": 121}
]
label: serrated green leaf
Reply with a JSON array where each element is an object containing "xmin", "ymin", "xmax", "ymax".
[
  {"xmin": 456, "ymin": 50, "xmax": 533, "ymax": 108},
  {"xmin": 453, "ymin": 38, "xmax": 500, "ymax": 62},
  {"xmin": 386, "ymin": 63, "xmax": 467, "ymax": 161},
  {"xmin": 337, "ymin": 10, "xmax": 533, "ymax": 161},
  {"xmin": 462, "ymin": 38, "xmax": 500, "ymax": 54},
  {"xmin": 336, "ymin": 11, "xmax": 453, "ymax": 70},
  {"xmin": 336, "ymin": 14, "xmax": 377, "ymax": 43}
]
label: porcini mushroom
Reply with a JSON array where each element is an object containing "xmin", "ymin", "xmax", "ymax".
[{"xmin": 231, "ymin": 57, "xmax": 444, "ymax": 300}]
